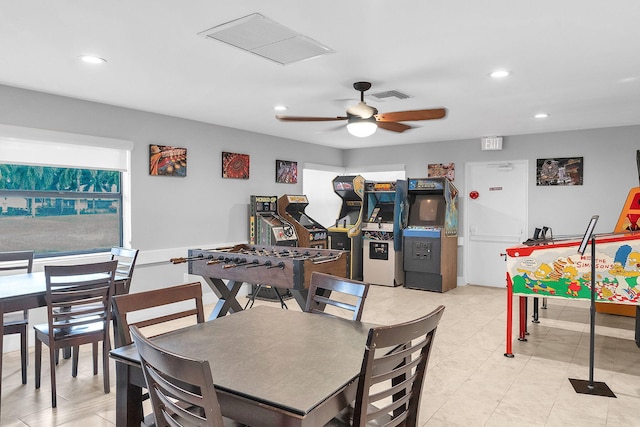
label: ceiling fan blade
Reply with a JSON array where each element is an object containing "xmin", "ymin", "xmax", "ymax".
[
  {"xmin": 325, "ymin": 123, "xmax": 347, "ymax": 132},
  {"xmin": 376, "ymin": 121, "xmax": 412, "ymax": 133},
  {"xmin": 375, "ymin": 108, "xmax": 447, "ymax": 122},
  {"xmin": 276, "ymin": 115, "xmax": 347, "ymax": 122}
]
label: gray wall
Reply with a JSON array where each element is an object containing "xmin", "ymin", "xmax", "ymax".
[
  {"xmin": 0, "ymin": 84, "xmax": 343, "ymax": 251},
  {"xmin": 3, "ymin": 82, "xmax": 640, "ymax": 281},
  {"xmin": 345, "ymin": 126, "xmax": 640, "ymax": 238}
]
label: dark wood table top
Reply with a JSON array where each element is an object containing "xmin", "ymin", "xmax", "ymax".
[{"xmin": 110, "ymin": 305, "xmax": 372, "ymax": 416}]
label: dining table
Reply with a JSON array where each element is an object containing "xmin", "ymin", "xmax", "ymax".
[
  {"xmin": 0, "ymin": 270, "xmax": 129, "ymax": 409},
  {"xmin": 109, "ymin": 305, "xmax": 374, "ymax": 427}
]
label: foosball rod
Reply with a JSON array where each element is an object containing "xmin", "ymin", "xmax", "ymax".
[
  {"xmin": 169, "ymin": 254, "xmax": 213, "ymax": 264},
  {"xmin": 222, "ymin": 258, "xmax": 248, "ymax": 269}
]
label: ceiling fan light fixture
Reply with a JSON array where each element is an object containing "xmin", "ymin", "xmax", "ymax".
[{"xmin": 347, "ymin": 116, "xmax": 377, "ymax": 137}]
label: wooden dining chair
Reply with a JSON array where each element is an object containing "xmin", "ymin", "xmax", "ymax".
[
  {"xmin": 58, "ymin": 247, "xmax": 138, "ymax": 365},
  {"xmin": 305, "ymin": 272, "xmax": 370, "ymax": 321},
  {"xmin": 111, "ymin": 247, "xmax": 139, "ymax": 295},
  {"xmin": 113, "ymin": 282, "xmax": 206, "ymax": 425},
  {"xmin": 0, "ymin": 250, "xmax": 34, "ymax": 385},
  {"xmin": 33, "ymin": 260, "xmax": 118, "ymax": 407},
  {"xmin": 130, "ymin": 325, "xmax": 225, "ymax": 427},
  {"xmin": 332, "ymin": 305, "xmax": 445, "ymax": 427},
  {"xmin": 112, "ymin": 281, "xmax": 205, "ymax": 348}
]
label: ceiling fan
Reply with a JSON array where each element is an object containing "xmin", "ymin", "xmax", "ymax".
[{"xmin": 275, "ymin": 82, "xmax": 447, "ymax": 137}]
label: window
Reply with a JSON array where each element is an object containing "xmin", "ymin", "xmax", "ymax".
[
  {"xmin": 0, "ymin": 165, "xmax": 122, "ymax": 256},
  {"xmin": 302, "ymin": 163, "xmax": 406, "ymax": 228},
  {"xmin": 302, "ymin": 164, "xmax": 345, "ymax": 227},
  {"xmin": 0, "ymin": 125, "xmax": 132, "ymax": 258}
]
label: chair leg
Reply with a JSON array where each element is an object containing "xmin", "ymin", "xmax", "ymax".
[
  {"xmin": 20, "ymin": 327, "xmax": 28, "ymax": 385},
  {"xmin": 49, "ymin": 345, "xmax": 57, "ymax": 407},
  {"xmin": 102, "ymin": 339, "xmax": 110, "ymax": 393},
  {"xmin": 34, "ymin": 338, "xmax": 41, "ymax": 389},
  {"xmin": 92, "ymin": 342, "xmax": 98, "ymax": 375},
  {"xmin": 72, "ymin": 346, "xmax": 79, "ymax": 377}
]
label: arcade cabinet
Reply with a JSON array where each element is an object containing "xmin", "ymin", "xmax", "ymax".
[
  {"xmin": 328, "ymin": 175, "xmax": 365, "ymax": 280},
  {"xmin": 403, "ymin": 177, "xmax": 459, "ymax": 292},
  {"xmin": 362, "ymin": 180, "xmax": 408, "ymax": 286},
  {"xmin": 597, "ymin": 152, "xmax": 640, "ymax": 318},
  {"xmin": 248, "ymin": 195, "xmax": 297, "ymax": 300},
  {"xmin": 277, "ymin": 194, "xmax": 328, "ymax": 249},
  {"xmin": 249, "ymin": 195, "xmax": 297, "ymax": 247}
]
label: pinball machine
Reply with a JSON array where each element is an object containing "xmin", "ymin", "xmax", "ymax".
[
  {"xmin": 361, "ymin": 180, "xmax": 408, "ymax": 286},
  {"xmin": 277, "ymin": 194, "xmax": 328, "ymax": 249},
  {"xmin": 172, "ymin": 244, "xmax": 348, "ymax": 318},
  {"xmin": 327, "ymin": 175, "xmax": 365, "ymax": 280},
  {"xmin": 504, "ymin": 154, "xmax": 640, "ymax": 355},
  {"xmin": 504, "ymin": 229, "xmax": 640, "ymax": 356}
]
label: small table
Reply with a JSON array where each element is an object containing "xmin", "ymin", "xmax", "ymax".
[{"xmin": 110, "ymin": 306, "xmax": 373, "ymax": 427}]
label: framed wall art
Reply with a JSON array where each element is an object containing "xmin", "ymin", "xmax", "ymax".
[
  {"xmin": 222, "ymin": 151, "xmax": 250, "ymax": 179},
  {"xmin": 536, "ymin": 157, "xmax": 583, "ymax": 186},
  {"xmin": 275, "ymin": 160, "xmax": 298, "ymax": 183},
  {"xmin": 149, "ymin": 144, "xmax": 187, "ymax": 177},
  {"xmin": 428, "ymin": 162, "xmax": 455, "ymax": 181}
]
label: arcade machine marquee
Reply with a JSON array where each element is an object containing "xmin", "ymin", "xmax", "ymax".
[{"xmin": 328, "ymin": 175, "xmax": 365, "ymax": 280}]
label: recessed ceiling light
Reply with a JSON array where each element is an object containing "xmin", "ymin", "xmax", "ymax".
[
  {"xmin": 534, "ymin": 113, "xmax": 549, "ymax": 119},
  {"xmin": 274, "ymin": 105, "xmax": 287, "ymax": 111},
  {"xmin": 79, "ymin": 55, "xmax": 106, "ymax": 64},
  {"xmin": 490, "ymin": 70, "xmax": 510, "ymax": 78}
]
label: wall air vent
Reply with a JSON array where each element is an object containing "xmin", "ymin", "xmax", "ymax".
[
  {"xmin": 198, "ymin": 13, "xmax": 334, "ymax": 65},
  {"xmin": 370, "ymin": 90, "xmax": 411, "ymax": 102}
]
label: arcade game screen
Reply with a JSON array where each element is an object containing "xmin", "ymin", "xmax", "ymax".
[
  {"xmin": 339, "ymin": 210, "xmax": 360, "ymax": 225},
  {"xmin": 408, "ymin": 195, "xmax": 445, "ymax": 227},
  {"xmin": 369, "ymin": 202, "xmax": 395, "ymax": 222},
  {"xmin": 296, "ymin": 212, "xmax": 319, "ymax": 228}
]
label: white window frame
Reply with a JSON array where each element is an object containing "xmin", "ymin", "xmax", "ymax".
[{"xmin": 0, "ymin": 124, "xmax": 133, "ymax": 253}]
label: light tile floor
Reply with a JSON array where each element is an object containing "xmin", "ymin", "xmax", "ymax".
[{"xmin": 2, "ymin": 284, "xmax": 639, "ymax": 426}]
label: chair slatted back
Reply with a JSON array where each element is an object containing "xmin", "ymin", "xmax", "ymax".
[
  {"xmin": 352, "ymin": 305, "xmax": 445, "ymax": 427},
  {"xmin": 44, "ymin": 261, "xmax": 117, "ymax": 335},
  {"xmin": 130, "ymin": 325, "xmax": 225, "ymax": 427},
  {"xmin": 112, "ymin": 282, "xmax": 205, "ymax": 348},
  {"xmin": 0, "ymin": 250, "xmax": 34, "ymax": 273},
  {"xmin": 110, "ymin": 247, "xmax": 139, "ymax": 294},
  {"xmin": 305, "ymin": 272, "xmax": 370, "ymax": 321}
]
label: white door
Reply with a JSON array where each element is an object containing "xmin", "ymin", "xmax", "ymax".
[{"xmin": 464, "ymin": 161, "xmax": 528, "ymax": 287}]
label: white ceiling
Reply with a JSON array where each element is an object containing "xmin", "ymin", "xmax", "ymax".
[{"xmin": 1, "ymin": 1, "xmax": 640, "ymax": 149}]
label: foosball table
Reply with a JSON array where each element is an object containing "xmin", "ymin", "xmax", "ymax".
[{"xmin": 172, "ymin": 244, "xmax": 349, "ymax": 318}]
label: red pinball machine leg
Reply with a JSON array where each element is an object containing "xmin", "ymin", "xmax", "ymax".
[
  {"xmin": 518, "ymin": 296, "xmax": 528, "ymax": 341},
  {"xmin": 505, "ymin": 272, "xmax": 514, "ymax": 357}
]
